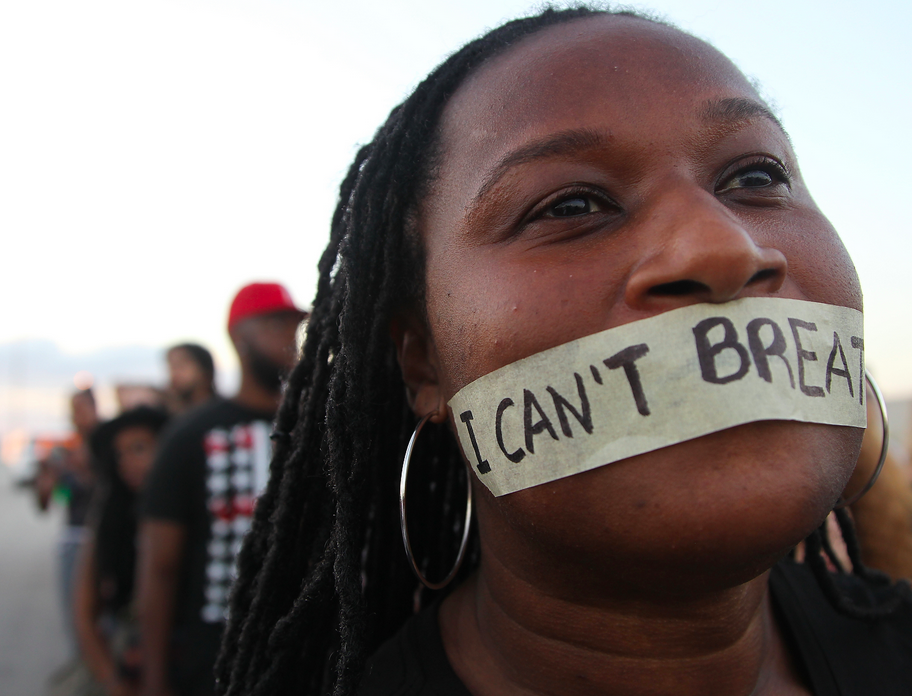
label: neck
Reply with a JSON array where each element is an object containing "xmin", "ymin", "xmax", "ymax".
[
  {"xmin": 233, "ymin": 372, "xmax": 280, "ymax": 414},
  {"xmin": 190, "ymin": 385, "xmax": 213, "ymax": 408},
  {"xmin": 439, "ymin": 557, "xmax": 807, "ymax": 696}
]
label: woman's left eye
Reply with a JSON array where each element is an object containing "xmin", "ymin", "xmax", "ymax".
[
  {"xmin": 716, "ymin": 157, "xmax": 791, "ymax": 194},
  {"xmin": 545, "ymin": 195, "xmax": 603, "ymax": 218},
  {"xmin": 728, "ymin": 170, "xmax": 773, "ymax": 188}
]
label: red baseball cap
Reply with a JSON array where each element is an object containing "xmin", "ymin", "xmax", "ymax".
[{"xmin": 227, "ymin": 282, "xmax": 309, "ymax": 331}]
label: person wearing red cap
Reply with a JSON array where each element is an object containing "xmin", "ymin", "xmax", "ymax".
[{"xmin": 137, "ymin": 282, "xmax": 307, "ymax": 696}]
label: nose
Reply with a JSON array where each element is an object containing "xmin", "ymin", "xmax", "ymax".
[{"xmin": 624, "ymin": 185, "xmax": 787, "ymax": 310}]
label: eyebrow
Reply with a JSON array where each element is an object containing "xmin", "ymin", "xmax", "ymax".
[
  {"xmin": 701, "ymin": 97, "xmax": 786, "ymax": 133},
  {"xmin": 474, "ymin": 128, "xmax": 611, "ymax": 204},
  {"xmin": 472, "ymin": 99, "xmax": 787, "ymax": 206}
]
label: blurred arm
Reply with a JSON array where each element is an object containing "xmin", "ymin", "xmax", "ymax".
[
  {"xmin": 73, "ymin": 539, "xmax": 130, "ymax": 695},
  {"xmin": 137, "ymin": 519, "xmax": 186, "ymax": 696},
  {"xmin": 34, "ymin": 459, "xmax": 57, "ymax": 511}
]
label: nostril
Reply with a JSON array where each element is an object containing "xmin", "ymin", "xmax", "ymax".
[
  {"xmin": 647, "ymin": 268, "xmax": 782, "ymax": 299},
  {"xmin": 648, "ymin": 279, "xmax": 709, "ymax": 297},
  {"xmin": 748, "ymin": 268, "xmax": 780, "ymax": 286}
]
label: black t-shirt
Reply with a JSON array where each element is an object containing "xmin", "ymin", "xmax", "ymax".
[
  {"xmin": 770, "ymin": 558, "xmax": 912, "ymax": 694},
  {"xmin": 142, "ymin": 398, "xmax": 275, "ymax": 630},
  {"xmin": 358, "ymin": 559, "xmax": 912, "ymax": 695}
]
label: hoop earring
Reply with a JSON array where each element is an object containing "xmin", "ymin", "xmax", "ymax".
[
  {"xmin": 835, "ymin": 371, "xmax": 889, "ymax": 509},
  {"xmin": 399, "ymin": 412, "xmax": 473, "ymax": 590}
]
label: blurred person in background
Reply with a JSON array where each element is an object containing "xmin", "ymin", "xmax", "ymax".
[
  {"xmin": 36, "ymin": 388, "xmax": 99, "ymax": 658},
  {"xmin": 115, "ymin": 385, "xmax": 168, "ymax": 413},
  {"xmin": 67, "ymin": 407, "xmax": 170, "ymax": 696},
  {"xmin": 165, "ymin": 344, "xmax": 217, "ymax": 416},
  {"xmin": 137, "ymin": 283, "xmax": 307, "ymax": 696}
]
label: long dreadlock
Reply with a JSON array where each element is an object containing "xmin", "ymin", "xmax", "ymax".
[{"xmin": 217, "ymin": 6, "xmax": 907, "ymax": 696}]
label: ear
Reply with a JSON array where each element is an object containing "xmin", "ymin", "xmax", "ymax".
[{"xmin": 390, "ymin": 311, "xmax": 448, "ymax": 424}]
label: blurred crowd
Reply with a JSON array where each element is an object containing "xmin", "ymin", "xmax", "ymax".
[{"xmin": 27, "ymin": 282, "xmax": 307, "ymax": 696}]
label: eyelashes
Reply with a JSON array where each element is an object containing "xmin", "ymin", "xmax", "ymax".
[
  {"xmin": 502, "ymin": 184, "xmax": 623, "ymax": 245},
  {"xmin": 549, "ymin": 195, "xmax": 601, "ymax": 217},
  {"xmin": 532, "ymin": 185, "xmax": 620, "ymax": 221},
  {"xmin": 507, "ymin": 152, "xmax": 795, "ymax": 242},
  {"xmin": 539, "ymin": 156, "xmax": 793, "ymax": 215},
  {"xmin": 715, "ymin": 155, "xmax": 793, "ymax": 194}
]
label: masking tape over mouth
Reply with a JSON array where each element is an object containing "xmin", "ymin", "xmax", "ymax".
[{"xmin": 448, "ymin": 298, "xmax": 865, "ymax": 497}]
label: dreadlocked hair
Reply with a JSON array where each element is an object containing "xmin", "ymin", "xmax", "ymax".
[
  {"xmin": 217, "ymin": 5, "xmax": 908, "ymax": 695},
  {"xmin": 216, "ymin": 7, "xmax": 648, "ymax": 695}
]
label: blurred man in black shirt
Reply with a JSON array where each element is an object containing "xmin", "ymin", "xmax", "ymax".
[{"xmin": 138, "ymin": 283, "xmax": 307, "ymax": 696}]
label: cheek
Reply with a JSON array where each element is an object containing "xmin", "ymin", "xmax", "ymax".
[
  {"xmin": 117, "ymin": 459, "xmax": 138, "ymax": 486},
  {"xmin": 139, "ymin": 454, "xmax": 155, "ymax": 479},
  {"xmin": 770, "ymin": 206, "xmax": 862, "ymax": 311},
  {"xmin": 425, "ymin": 242, "xmax": 632, "ymax": 398},
  {"xmin": 119, "ymin": 454, "xmax": 154, "ymax": 489},
  {"xmin": 256, "ymin": 332, "xmax": 298, "ymax": 367},
  {"xmin": 426, "ymin": 250, "xmax": 525, "ymax": 388}
]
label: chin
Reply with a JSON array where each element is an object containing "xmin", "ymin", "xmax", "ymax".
[{"xmin": 481, "ymin": 421, "xmax": 863, "ymax": 597}]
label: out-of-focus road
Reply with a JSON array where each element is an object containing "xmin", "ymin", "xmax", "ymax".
[{"xmin": 0, "ymin": 469, "xmax": 69, "ymax": 696}]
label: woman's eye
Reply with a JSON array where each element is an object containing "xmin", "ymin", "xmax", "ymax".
[
  {"xmin": 547, "ymin": 196, "xmax": 602, "ymax": 217},
  {"xmin": 516, "ymin": 188, "xmax": 621, "ymax": 243},
  {"xmin": 717, "ymin": 158, "xmax": 791, "ymax": 195},
  {"xmin": 730, "ymin": 170, "xmax": 773, "ymax": 188}
]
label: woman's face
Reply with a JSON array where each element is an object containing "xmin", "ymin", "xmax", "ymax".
[
  {"xmin": 113, "ymin": 425, "xmax": 158, "ymax": 492},
  {"xmin": 406, "ymin": 16, "xmax": 864, "ymax": 594}
]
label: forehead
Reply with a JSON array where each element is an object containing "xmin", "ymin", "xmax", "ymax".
[
  {"xmin": 430, "ymin": 16, "xmax": 767, "ymax": 204},
  {"xmin": 114, "ymin": 425, "xmax": 154, "ymax": 444},
  {"xmin": 168, "ymin": 348, "xmax": 194, "ymax": 362}
]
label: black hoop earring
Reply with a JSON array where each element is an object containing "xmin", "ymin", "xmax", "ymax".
[
  {"xmin": 834, "ymin": 371, "xmax": 889, "ymax": 510},
  {"xmin": 399, "ymin": 412, "xmax": 473, "ymax": 590}
]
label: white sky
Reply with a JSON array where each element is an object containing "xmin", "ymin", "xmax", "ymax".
[{"xmin": 1, "ymin": 0, "xmax": 910, "ymax": 434}]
